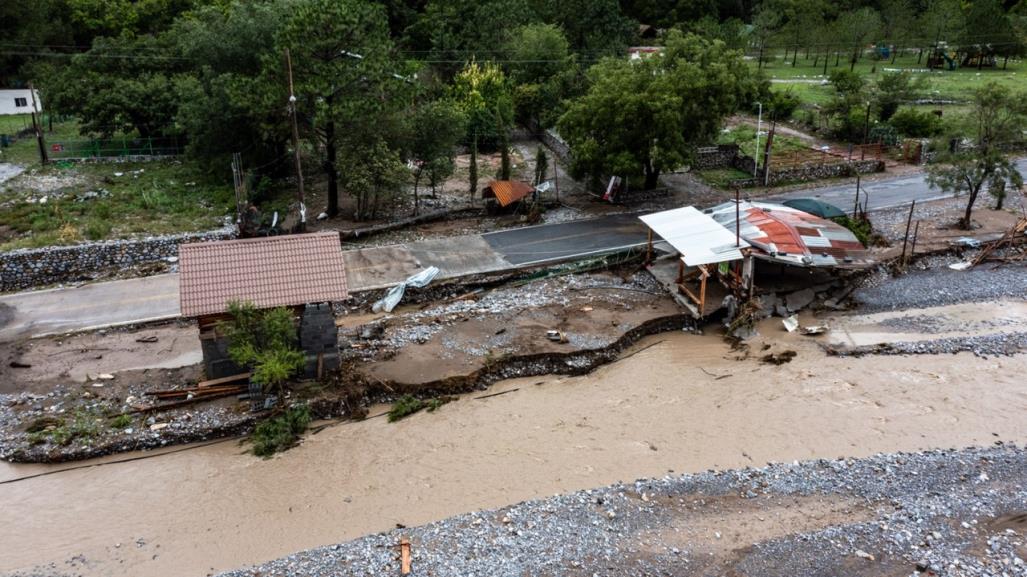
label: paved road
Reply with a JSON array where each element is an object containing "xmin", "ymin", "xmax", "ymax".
[
  {"xmin": 0, "ymin": 215, "xmax": 651, "ymax": 341},
  {"xmin": 5, "ymin": 161, "xmax": 1023, "ymax": 340},
  {"xmin": 769, "ymin": 158, "xmax": 1027, "ymax": 212}
]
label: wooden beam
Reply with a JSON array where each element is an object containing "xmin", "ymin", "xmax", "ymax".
[{"xmin": 197, "ymin": 372, "xmax": 251, "ymax": 388}]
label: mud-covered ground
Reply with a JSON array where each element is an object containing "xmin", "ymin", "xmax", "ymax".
[
  {"xmin": 218, "ymin": 445, "xmax": 1027, "ymax": 577},
  {"xmin": 340, "ymin": 270, "xmax": 682, "ymax": 385}
]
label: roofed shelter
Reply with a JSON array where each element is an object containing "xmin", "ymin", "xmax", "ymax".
[
  {"xmin": 179, "ymin": 232, "xmax": 348, "ymax": 379},
  {"xmin": 482, "ymin": 180, "xmax": 534, "ymax": 213},
  {"xmin": 639, "ymin": 206, "xmax": 752, "ymax": 317}
]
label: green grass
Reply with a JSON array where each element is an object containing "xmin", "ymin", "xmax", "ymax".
[
  {"xmin": 0, "ymin": 124, "xmax": 234, "ymax": 251},
  {"xmin": 717, "ymin": 125, "xmax": 809, "ymax": 158},
  {"xmin": 25, "ymin": 408, "xmax": 104, "ymax": 446},
  {"xmin": 387, "ymin": 394, "xmax": 454, "ymax": 422},
  {"xmin": 696, "ymin": 167, "xmax": 753, "ymax": 187},
  {"xmin": 756, "ymin": 51, "xmax": 1026, "ymax": 107}
]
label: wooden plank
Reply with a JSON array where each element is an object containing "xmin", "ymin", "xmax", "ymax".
[
  {"xmin": 400, "ymin": 538, "xmax": 411, "ymax": 575},
  {"xmin": 197, "ymin": 372, "xmax": 251, "ymax": 388}
]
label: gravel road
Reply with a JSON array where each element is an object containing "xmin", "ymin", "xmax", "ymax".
[{"xmin": 219, "ymin": 445, "xmax": 1027, "ymax": 577}]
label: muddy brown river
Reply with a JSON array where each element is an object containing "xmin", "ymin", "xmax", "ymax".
[{"xmin": 3, "ymin": 328, "xmax": 1026, "ymax": 577}]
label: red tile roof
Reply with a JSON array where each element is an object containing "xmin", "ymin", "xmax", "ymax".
[
  {"xmin": 483, "ymin": 180, "xmax": 534, "ymax": 207},
  {"xmin": 179, "ymin": 232, "xmax": 348, "ymax": 317}
]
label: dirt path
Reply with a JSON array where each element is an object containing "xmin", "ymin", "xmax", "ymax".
[{"xmin": 2, "ymin": 326, "xmax": 1026, "ymax": 577}]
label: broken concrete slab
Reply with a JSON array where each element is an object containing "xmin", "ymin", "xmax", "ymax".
[{"xmin": 785, "ymin": 288, "xmax": 816, "ymax": 312}]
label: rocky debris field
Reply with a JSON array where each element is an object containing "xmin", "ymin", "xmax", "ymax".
[
  {"xmin": 0, "ymin": 363, "xmax": 256, "ymax": 463},
  {"xmin": 854, "ymin": 258, "xmax": 1027, "ymax": 312},
  {"xmin": 219, "ymin": 445, "xmax": 1027, "ymax": 577}
]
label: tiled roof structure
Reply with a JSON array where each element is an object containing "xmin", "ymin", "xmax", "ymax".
[{"xmin": 179, "ymin": 232, "xmax": 348, "ymax": 317}]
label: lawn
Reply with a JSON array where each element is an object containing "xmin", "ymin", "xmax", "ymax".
[
  {"xmin": 717, "ymin": 125, "xmax": 809, "ymax": 158},
  {"xmin": 695, "ymin": 167, "xmax": 753, "ymax": 187},
  {"xmin": 756, "ymin": 50, "xmax": 1026, "ymax": 106}
]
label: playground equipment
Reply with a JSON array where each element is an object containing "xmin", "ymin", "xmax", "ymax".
[{"xmin": 927, "ymin": 47, "xmax": 957, "ymax": 70}]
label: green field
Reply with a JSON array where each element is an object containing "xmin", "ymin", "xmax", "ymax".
[
  {"xmin": 755, "ymin": 50, "xmax": 1025, "ymax": 106},
  {"xmin": 717, "ymin": 125, "xmax": 809, "ymax": 158}
]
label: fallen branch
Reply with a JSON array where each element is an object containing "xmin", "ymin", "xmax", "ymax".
[{"xmin": 474, "ymin": 388, "xmax": 520, "ymax": 400}]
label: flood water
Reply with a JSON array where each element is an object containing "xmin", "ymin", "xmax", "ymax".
[{"xmin": 3, "ymin": 329, "xmax": 1027, "ymax": 576}]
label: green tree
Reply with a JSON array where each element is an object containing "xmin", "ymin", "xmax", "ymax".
[
  {"xmin": 558, "ymin": 31, "xmax": 758, "ymax": 190},
  {"xmin": 927, "ymin": 83, "xmax": 1026, "ymax": 229},
  {"xmin": 405, "ymin": 99, "xmax": 467, "ymax": 213},
  {"xmin": 750, "ymin": 5, "xmax": 782, "ymax": 70},
  {"xmin": 220, "ymin": 302, "xmax": 305, "ymax": 395},
  {"xmin": 874, "ymin": 71, "xmax": 925, "ymax": 121},
  {"xmin": 880, "ymin": 0, "xmax": 914, "ymax": 64},
  {"xmin": 503, "ymin": 23, "xmax": 571, "ymax": 86},
  {"xmin": 836, "ymin": 7, "xmax": 882, "ymax": 72},
  {"xmin": 274, "ymin": 0, "xmax": 407, "ymax": 219},
  {"xmin": 918, "ymin": 0, "xmax": 962, "ymax": 64},
  {"xmin": 452, "ymin": 60, "xmax": 513, "ymax": 150}
]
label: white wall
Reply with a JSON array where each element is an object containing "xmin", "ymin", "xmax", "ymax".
[{"xmin": 0, "ymin": 89, "xmax": 42, "ymax": 116}]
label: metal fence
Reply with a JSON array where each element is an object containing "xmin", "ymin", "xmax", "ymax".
[{"xmin": 47, "ymin": 136, "xmax": 185, "ymax": 160}]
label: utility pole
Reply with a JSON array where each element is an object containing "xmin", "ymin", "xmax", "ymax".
[
  {"xmin": 753, "ymin": 102, "xmax": 762, "ymax": 177},
  {"xmin": 284, "ymin": 48, "xmax": 306, "ymax": 232},
  {"xmin": 762, "ymin": 121, "xmax": 776, "ymax": 187},
  {"xmin": 28, "ymin": 83, "xmax": 48, "ymax": 165},
  {"xmin": 734, "ymin": 187, "xmax": 741, "ymax": 247},
  {"xmin": 853, "ymin": 174, "xmax": 861, "ymax": 218}
]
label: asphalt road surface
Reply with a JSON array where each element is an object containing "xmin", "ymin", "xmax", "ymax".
[
  {"xmin": 483, "ymin": 213, "xmax": 647, "ymax": 266},
  {"xmin": 769, "ymin": 157, "xmax": 1027, "ymax": 212},
  {"xmin": 4, "ymin": 161, "xmax": 1023, "ymax": 339}
]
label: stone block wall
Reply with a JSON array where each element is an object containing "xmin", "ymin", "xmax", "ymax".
[
  {"xmin": 0, "ymin": 225, "xmax": 236, "ymax": 292},
  {"xmin": 693, "ymin": 145, "xmax": 741, "ymax": 170},
  {"xmin": 728, "ymin": 159, "xmax": 885, "ymax": 188}
]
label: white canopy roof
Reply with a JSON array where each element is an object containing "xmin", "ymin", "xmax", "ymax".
[{"xmin": 639, "ymin": 206, "xmax": 749, "ymax": 266}]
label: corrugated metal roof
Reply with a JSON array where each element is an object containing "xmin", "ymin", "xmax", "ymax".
[
  {"xmin": 705, "ymin": 201, "xmax": 872, "ymax": 268},
  {"xmin": 639, "ymin": 206, "xmax": 749, "ymax": 266},
  {"xmin": 179, "ymin": 232, "xmax": 348, "ymax": 317},
  {"xmin": 484, "ymin": 180, "xmax": 533, "ymax": 207}
]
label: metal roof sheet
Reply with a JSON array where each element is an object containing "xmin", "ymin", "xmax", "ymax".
[
  {"xmin": 639, "ymin": 206, "xmax": 749, "ymax": 266},
  {"xmin": 484, "ymin": 180, "xmax": 533, "ymax": 207},
  {"xmin": 705, "ymin": 201, "xmax": 872, "ymax": 268},
  {"xmin": 179, "ymin": 232, "xmax": 348, "ymax": 317}
]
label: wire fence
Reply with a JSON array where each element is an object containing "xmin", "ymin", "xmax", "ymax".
[{"xmin": 47, "ymin": 136, "xmax": 185, "ymax": 160}]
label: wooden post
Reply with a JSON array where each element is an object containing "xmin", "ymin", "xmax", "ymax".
[
  {"xmin": 28, "ymin": 83, "xmax": 48, "ymax": 164},
  {"xmin": 676, "ymin": 259, "xmax": 684, "ymax": 284},
  {"xmin": 853, "ymin": 174, "xmax": 861, "ymax": 218},
  {"xmin": 900, "ymin": 200, "xmax": 916, "ymax": 264},
  {"xmin": 698, "ymin": 266, "xmax": 707, "ymax": 317},
  {"xmin": 734, "ymin": 188, "xmax": 741, "ymax": 247},
  {"xmin": 909, "ymin": 220, "xmax": 920, "ymax": 263},
  {"xmin": 646, "ymin": 228, "xmax": 653, "ymax": 264},
  {"xmin": 399, "ymin": 538, "xmax": 411, "ymax": 575}
]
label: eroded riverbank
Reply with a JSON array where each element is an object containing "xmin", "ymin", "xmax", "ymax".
[{"xmin": 3, "ymin": 327, "xmax": 1026, "ymax": 577}]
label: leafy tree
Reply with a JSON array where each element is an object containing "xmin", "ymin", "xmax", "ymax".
[
  {"xmin": 774, "ymin": 0, "xmax": 830, "ymax": 66},
  {"xmin": 65, "ymin": 0, "xmax": 198, "ymax": 39},
  {"xmin": 918, "ymin": 0, "xmax": 962, "ymax": 64},
  {"xmin": 340, "ymin": 138, "xmax": 409, "ymax": 220},
  {"xmin": 836, "ymin": 7, "xmax": 882, "ymax": 71},
  {"xmin": 558, "ymin": 31, "xmax": 758, "ymax": 190},
  {"xmin": 405, "ymin": 99, "xmax": 466, "ymax": 212},
  {"xmin": 502, "ymin": 23, "xmax": 571, "ymax": 86},
  {"xmin": 927, "ymin": 83, "xmax": 1027, "ymax": 229},
  {"xmin": 41, "ymin": 33, "xmax": 182, "ymax": 139},
  {"xmin": 750, "ymin": 5, "xmax": 781, "ymax": 70},
  {"xmin": 451, "ymin": 60, "xmax": 513, "ymax": 150},
  {"xmin": 274, "ymin": 0, "xmax": 407, "ymax": 219},
  {"xmin": 889, "ymin": 107, "xmax": 943, "ymax": 137},
  {"xmin": 221, "ymin": 301, "xmax": 305, "ymax": 395},
  {"xmin": 960, "ymin": 0, "xmax": 1023, "ymax": 69},
  {"xmin": 170, "ymin": 1, "xmax": 292, "ymax": 171},
  {"xmin": 533, "ymin": 0, "xmax": 636, "ymax": 54},
  {"xmin": 879, "ymin": 0, "xmax": 915, "ymax": 63},
  {"xmin": 874, "ymin": 71, "xmax": 926, "ymax": 121}
]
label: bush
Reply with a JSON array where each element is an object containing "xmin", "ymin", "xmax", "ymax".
[
  {"xmin": 889, "ymin": 108, "xmax": 943, "ymax": 138},
  {"xmin": 219, "ymin": 302, "xmax": 305, "ymax": 395},
  {"xmin": 250, "ymin": 404, "xmax": 311, "ymax": 457},
  {"xmin": 84, "ymin": 218, "xmax": 111, "ymax": 240},
  {"xmin": 388, "ymin": 395, "xmax": 425, "ymax": 422},
  {"xmin": 764, "ymin": 89, "xmax": 801, "ymax": 122},
  {"xmin": 831, "ymin": 215, "xmax": 873, "ymax": 246}
]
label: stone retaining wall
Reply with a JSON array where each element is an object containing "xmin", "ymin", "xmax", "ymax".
[
  {"xmin": 693, "ymin": 145, "xmax": 741, "ymax": 170},
  {"xmin": 729, "ymin": 159, "xmax": 885, "ymax": 188},
  {"xmin": 0, "ymin": 225, "xmax": 236, "ymax": 291}
]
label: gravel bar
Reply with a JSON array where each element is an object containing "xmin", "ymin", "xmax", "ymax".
[{"xmin": 219, "ymin": 445, "xmax": 1027, "ymax": 577}]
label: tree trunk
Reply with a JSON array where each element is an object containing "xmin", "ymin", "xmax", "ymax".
[
  {"xmin": 468, "ymin": 134, "xmax": 478, "ymax": 201},
  {"xmin": 961, "ymin": 185, "xmax": 981, "ymax": 230},
  {"xmin": 1003, "ymin": 55, "xmax": 1009, "ymax": 70},
  {"xmin": 792, "ymin": 47, "xmax": 797, "ymax": 67},
  {"xmin": 643, "ymin": 160, "xmax": 659, "ymax": 190},
  {"xmin": 823, "ymin": 50, "xmax": 829, "ymax": 75},
  {"xmin": 917, "ymin": 48, "xmax": 923, "ymax": 64},
  {"xmin": 835, "ymin": 51, "xmax": 840, "ymax": 67},
  {"xmin": 412, "ymin": 170, "xmax": 421, "ymax": 216},
  {"xmin": 758, "ymin": 42, "xmax": 765, "ymax": 70},
  {"xmin": 325, "ymin": 119, "xmax": 339, "ymax": 218},
  {"xmin": 850, "ymin": 47, "xmax": 858, "ymax": 71},
  {"xmin": 891, "ymin": 45, "xmax": 898, "ymax": 64}
]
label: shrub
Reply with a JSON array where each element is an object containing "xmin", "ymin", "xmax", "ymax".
[
  {"xmin": 110, "ymin": 414, "xmax": 133, "ymax": 429},
  {"xmin": 388, "ymin": 395, "xmax": 425, "ymax": 422},
  {"xmin": 831, "ymin": 215, "xmax": 873, "ymax": 246},
  {"xmin": 889, "ymin": 108, "xmax": 943, "ymax": 138},
  {"xmin": 219, "ymin": 302, "xmax": 305, "ymax": 395},
  {"xmin": 251, "ymin": 404, "xmax": 311, "ymax": 457},
  {"xmin": 84, "ymin": 219, "xmax": 111, "ymax": 240}
]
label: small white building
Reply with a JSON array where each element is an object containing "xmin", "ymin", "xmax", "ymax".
[{"xmin": 0, "ymin": 89, "xmax": 41, "ymax": 116}]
